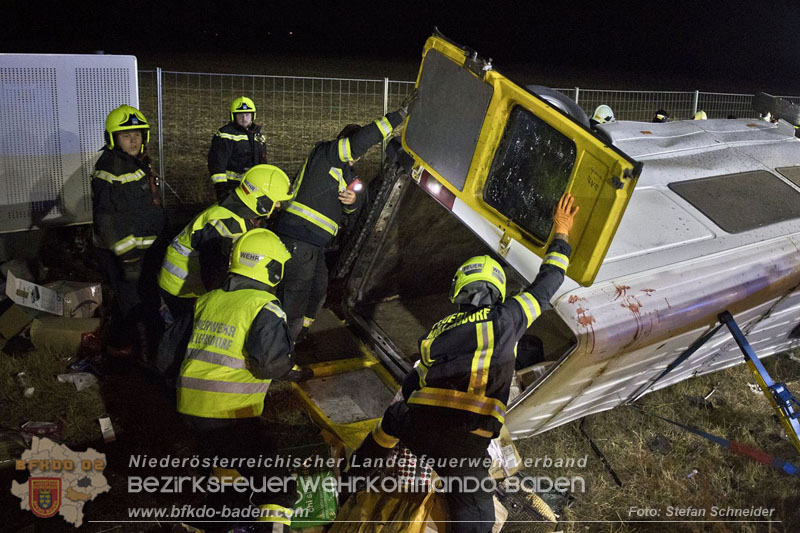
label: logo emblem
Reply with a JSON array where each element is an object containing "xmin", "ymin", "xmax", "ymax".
[{"xmin": 30, "ymin": 478, "xmax": 61, "ymax": 518}]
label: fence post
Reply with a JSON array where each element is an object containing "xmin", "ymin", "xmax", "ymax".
[
  {"xmin": 574, "ymin": 87, "xmax": 580, "ymax": 105},
  {"xmin": 692, "ymin": 90, "xmax": 699, "ymax": 117},
  {"xmin": 382, "ymin": 77, "xmax": 389, "ymax": 164},
  {"xmin": 156, "ymin": 67, "xmax": 166, "ymax": 205}
]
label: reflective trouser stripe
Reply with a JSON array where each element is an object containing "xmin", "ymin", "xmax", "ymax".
[
  {"xmin": 178, "ymin": 376, "xmax": 269, "ymax": 394},
  {"xmin": 285, "ymin": 202, "xmax": 338, "ymax": 235},
  {"xmin": 469, "ymin": 321, "xmax": 494, "ymax": 396},
  {"xmin": 186, "ymin": 349, "xmax": 247, "ymax": 369},
  {"xmin": 257, "ymin": 504, "xmax": 293, "ymax": 525},
  {"xmin": 329, "ymin": 167, "xmax": 346, "ymax": 192},
  {"xmin": 408, "ymin": 387, "xmax": 506, "ymax": 424},
  {"xmin": 372, "ymin": 419, "xmax": 399, "ymax": 449},
  {"xmin": 543, "ymin": 251, "xmax": 569, "ymax": 272},
  {"xmin": 211, "ymin": 173, "xmax": 228, "ymax": 183},
  {"xmin": 513, "ymin": 292, "xmax": 542, "ymax": 328},
  {"xmin": 337, "ymin": 138, "xmax": 353, "ymax": 162},
  {"xmin": 162, "ymin": 260, "xmax": 189, "ymax": 280},
  {"xmin": 375, "ymin": 116, "xmax": 393, "ymax": 139},
  {"xmin": 226, "ymin": 170, "xmax": 243, "ymax": 181}
]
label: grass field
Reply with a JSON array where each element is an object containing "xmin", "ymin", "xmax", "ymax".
[{"xmin": 2, "ymin": 334, "xmax": 798, "ymax": 531}]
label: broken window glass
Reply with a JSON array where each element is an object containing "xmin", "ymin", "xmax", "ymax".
[{"xmin": 483, "ymin": 106, "xmax": 576, "ymax": 242}]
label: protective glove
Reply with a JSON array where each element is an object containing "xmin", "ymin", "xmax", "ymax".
[
  {"xmin": 552, "ymin": 193, "xmax": 579, "ymax": 238},
  {"xmin": 214, "ymin": 182, "xmax": 229, "ymax": 203},
  {"xmin": 120, "ymin": 256, "xmax": 143, "ymax": 282},
  {"xmin": 398, "ymin": 88, "xmax": 419, "ymax": 119}
]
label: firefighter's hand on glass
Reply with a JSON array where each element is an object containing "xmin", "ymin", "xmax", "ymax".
[{"xmin": 553, "ymin": 192, "xmax": 579, "ymax": 237}]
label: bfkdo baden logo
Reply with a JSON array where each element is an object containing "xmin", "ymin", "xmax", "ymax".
[
  {"xmin": 11, "ymin": 437, "xmax": 110, "ymax": 527},
  {"xmin": 29, "ymin": 478, "xmax": 62, "ymax": 518}
]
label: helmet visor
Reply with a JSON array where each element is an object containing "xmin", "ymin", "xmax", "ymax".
[{"xmin": 266, "ymin": 258, "xmax": 284, "ymax": 285}]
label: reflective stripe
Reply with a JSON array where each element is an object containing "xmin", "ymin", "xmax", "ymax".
[
  {"xmin": 408, "ymin": 387, "xmax": 506, "ymax": 424},
  {"xmin": 211, "ymin": 219, "xmax": 235, "ymax": 238},
  {"xmin": 513, "ymin": 292, "xmax": 542, "ymax": 328},
  {"xmin": 137, "ymin": 236, "xmax": 156, "ymax": 249},
  {"xmin": 186, "ymin": 349, "xmax": 247, "ymax": 369},
  {"xmin": 257, "ymin": 504, "xmax": 293, "ymax": 525},
  {"xmin": 543, "ymin": 251, "xmax": 569, "ymax": 272},
  {"xmin": 468, "ymin": 321, "xmax": 494, "ymax": 396},
  {"xmin": 218, "ymin": 132, "xmax": 249, "ymax": 142},
  {"xmin": 113, "ymin": 235, "xmax": 136, "ymax": 255},
  {"xmin": 372, "ymin": 419, "xmax": 399, "ymax": 449},
  {"xmin": 420, "ymin": 337, "xmax": 434, "ymax": 365},
  {"xmin": 337, "ymin": 138, "xmax": 353, "ymax": 162},
  {"xmin": 343, "ymin": 206, "xmax": 357, "ymax": 214},
  {"xmin": 302, "ymin": 316, "xmax": 314, "ymax": 328},
  {"xmin": 94, "ymin": 169, "xmax": 146, "ymax": 184},
  {"xmin": 162, "ymin": 259, "xmax": 189, "ymax": 280},
  {"xmin": 415, "ymin": 360, "xmax": 430, "ymax": 389},
  {"xmin": 263, "ymin": 301, "xmax": 287, "ymax": 321},
  {"xmin": 329, "ymin": 167, "xmax": 346, "ymax": 192},
  {"xmin": 375, "ymin": 116, "xmax": 393, "ymax": 139},
  {"xmin": 211, "ymin": 173, "xmax": 228, "ymax": 183},
  {"xmin": 178, "ymin": 376, "xmax": 270, "ymax": 394},
  {"xmin": 285, "ymin": 202, "xmax": 338, "ymax": 235},
  {"xmin": 170, "ymin": 240, "xmax": 193, "ymax": 257},
  {"xmin": 226, "ymin": 170, "xmax": 244, "ymax": 181}
]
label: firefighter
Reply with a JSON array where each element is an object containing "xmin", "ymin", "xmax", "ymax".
[
  {"xmin": 343, "ymin": 193, "xmax": 579, "ymax": 533},
  {"xmin": 590, "ymin": 104, "xmax": 615, "ymax": 128},
  {"xmin": 208, "ymin": 96, "xmax": 268, "ymax": 202},
  {"xmin": 92, "ymin": 104, "xmax": 166, "ymax": 360},
  {"xmin": 177, "ymin": 228, "xmax": 297, "ymax": 530},
  {"xmin": 653, "ymin": 109, "xmax": 670, "ymax": 123},
  {"xmin": 273, "ymin": 88, "xmax": 418, "ymax": 342},
  {"xmin": 156, "ymin": 164, "xmax": 292, "ymax": 378}
]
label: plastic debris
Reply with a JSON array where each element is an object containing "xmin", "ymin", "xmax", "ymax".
[
  {"xmin": 98, "ymin": 417, "xmax": 116, "ymax": 443},
  {"xmin": 14, "ymin": 372, "xmax": 34, "ymax": 398},
  {"xmin": 20, "ymin": 421, "xmax": 64, "ymax": 445},
  {"xmin": 686, "ymin": 469, "xmax": 699, "ymax": 479},
  {"xmin": 57, "ymin": 372, "xmax": 98, "ymax": 391}
]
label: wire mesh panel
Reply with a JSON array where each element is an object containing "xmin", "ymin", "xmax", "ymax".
[
  {"xmin": 158, "ymin": 72, "xmax": 392, "ymax": 207},
  {"xmin": 136, "ymin": 69, "xmax": 160, "ymax": 178},
  {"xmin": 697, "ymin": 92, "xmax": 756, "ymax": 119},
  {"xmin": 575, "ymin": 90, "xmax": 697, "ymax": 122}
]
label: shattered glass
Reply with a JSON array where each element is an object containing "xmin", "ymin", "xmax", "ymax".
[{"xmin": 483, "ymin": 106, "xmax": 576, "ymax": 242}]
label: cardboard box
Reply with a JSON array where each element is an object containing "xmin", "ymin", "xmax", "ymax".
[
  {"xmin": 0, "ymin": 304, "xmax": 34, "ymax": 339},
  {"xmin": 30, "ymin": 316, "xmax": 101, "ymax": 355},
  {"xmin": 488, "ymin": 425, "xmax": 522, "ymax": 480},
  {"xmin": 5, "ymin": 271, "xmax": 101, "ymax": 318}
]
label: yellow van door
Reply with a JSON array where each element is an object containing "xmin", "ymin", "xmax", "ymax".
[{"xmin": 402, "ymin": 34, "xmax": 641, "ymax": 286}]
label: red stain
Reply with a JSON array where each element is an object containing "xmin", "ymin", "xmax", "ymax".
[
  {"xmin": 568, "ymin": 294, "xmax": 583, "ymax": 304},
  {"xmin": 577, "ymin": 313, "xmax": 595, "ymax": 327},
  {"xmin": 622, "ymin": 299, "xmax": 641, "ymax": 314},
  {"xmin": 576, "ymin": 307, "xmax": 596, "ymax": 352},
  {"xmin": 613, "ymin": 284, "xmax": 631, "ymax": 300},
  {"xmin": 641, "ymin": 288, "xmax": 655, "ymax": 295}
]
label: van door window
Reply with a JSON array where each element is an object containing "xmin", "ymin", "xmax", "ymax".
[{"xmin": 483, "ymin": 106, "xmax": 577, "ymax": 243}]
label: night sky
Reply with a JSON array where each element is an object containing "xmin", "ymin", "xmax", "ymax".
[{"xmin": 5, "ymin": 1, "xmax": 800, "ymax": 92}]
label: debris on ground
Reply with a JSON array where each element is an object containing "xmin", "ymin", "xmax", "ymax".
[{"xmin": 57, "ymin": 372, "xmax": 99, "ymax": 391}]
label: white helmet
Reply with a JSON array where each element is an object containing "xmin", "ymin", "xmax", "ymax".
[
  {"xmin": 591, "ymin": 105, "xmax": 615, "ymax": 124},
  {"xmin": 693, "ymin": 110, "xmax": 708, "ymax": 120}
]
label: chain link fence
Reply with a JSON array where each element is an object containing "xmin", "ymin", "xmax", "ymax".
[{"xmin": 138, "ymin": 69, "xmax": 797, "ymax": 214}]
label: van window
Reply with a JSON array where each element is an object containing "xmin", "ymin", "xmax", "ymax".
[
  {"xmin": 668, "ymin": 171, "xmax": 800, "ymax": 233},
  {"xmin": 483, "ymin": 106, "xmax": 577, "ymax": 242}
]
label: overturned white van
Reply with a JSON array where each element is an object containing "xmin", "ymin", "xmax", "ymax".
[{"xmin": 321, "ymin": 35, "xmax": 800, "ymax": 442}]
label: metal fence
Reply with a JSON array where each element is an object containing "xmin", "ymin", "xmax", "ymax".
[{"xmin": 137, "ymin": 69, "xmax": 798, "ymax": 212}]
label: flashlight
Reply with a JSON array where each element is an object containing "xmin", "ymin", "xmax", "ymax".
[{"xmin": 347, "ymin": 178, "xmax": 363, "ymax": 192}]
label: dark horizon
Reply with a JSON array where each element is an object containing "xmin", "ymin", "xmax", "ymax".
[{"xmin": 4, "ymin": 1, "xmax": 800, "ymax": 93}]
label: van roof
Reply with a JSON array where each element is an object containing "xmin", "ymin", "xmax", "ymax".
[{"xmin": 572, "ymin": 118, "xmax": 800, "ymax": 288}]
